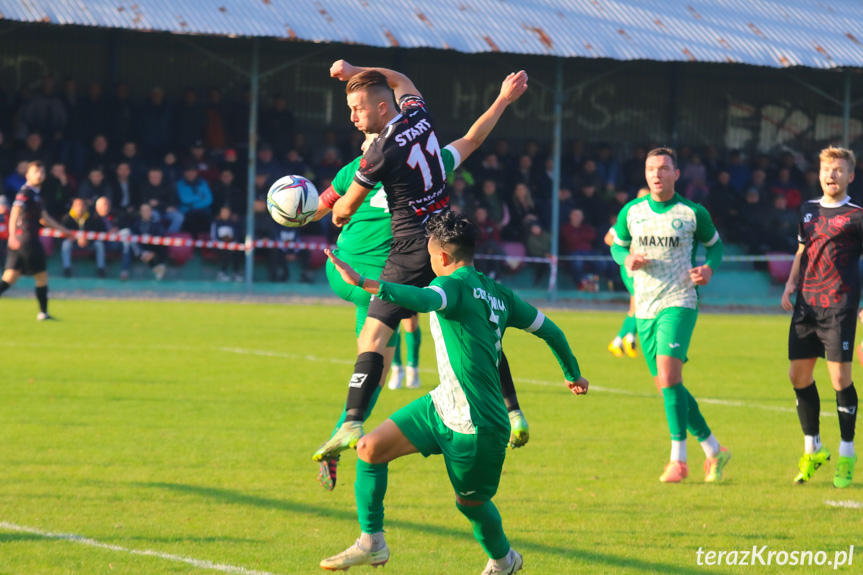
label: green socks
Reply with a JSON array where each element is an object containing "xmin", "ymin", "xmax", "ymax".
[
  {"xmin": 405, "ymin": 328, "xmax": 421, "ymax": 368},
  {"xmin": 617, "ymin": 315, "xmax": 637, "ymax": 339},
  {"xmin": 661, "ymin": 383, "xmax": 688, "ymax": 441},
  {"xmin": 330, "ymin": 385, "xmax": 383, "ymax": 438},
  {"xmin": 392, "ymin": 336, "xmax": 403, "ymax": 368},
  {"xmin": 355, "ymin": 459, "xmax": 388, "ymax": 534},
  {"xmin": 456, "ymin": 501, "xmax": 511, "ymax": 559},
  {"xmin": 684, "ymin": 387, "xmax": 712, "ymax": 441}
]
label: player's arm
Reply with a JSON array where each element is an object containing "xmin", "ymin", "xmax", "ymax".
[
  {"xmin": 40, "ymin": 210, "xmax": 73, "ymax": 237},
  {"xmin": 325, "ymin": 249, "xmax": 449, "ymax": 312},
  {"xmin": 6, "ymin": 204, "xmax": 20, "ymax": 250},
  {"xmin": 330, "ymin": 60, "xmax": 421, "ymax": 101},
  {"xmin": 603, "ymin": 228, "xmax": 614, "ymax": 247},
  {"xmin": 781, "ymin": 243, "xmax": 806, "ymax": 311},
  {"xmin": 331, "ymin": 181, "xmax": 373, "ymax": 226},
  {"xmin": 609, "ymin": 205, "xmax": 646, "ymax": 270},
  {"xmin": 507, "ymin": 293, "xmax": 587, "ymax": 395},
  {"xmin": 690, "ymin": 204, "xmax": 724, "ymax": 286},
  {"xmin": 446, "ymin": 71, "xmax": 528, "ymax": 162}
]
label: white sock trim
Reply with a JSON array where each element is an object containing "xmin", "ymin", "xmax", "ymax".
[
  {"xmin": 359, "ymin": 532, "xmax": 386, "ymax": 552},
  {"xmin": 671, "ymin": 440, "xmax": 687, "ymax": 462},
  {"xmin": 700, "ymin": 434, "xmax": 720, "ymax": 459},
  {"xmin": 839, "ymin": 441, "xmax": 855, "ymax": 458},
  {"xmin": 805, "ymin": 434, "xmax": 822, "ymax": 454}
]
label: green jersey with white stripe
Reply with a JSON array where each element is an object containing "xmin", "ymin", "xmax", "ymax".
[
  {"xmin": 377, "ymin": 266, "xmax": 580, "ymax": 435},
  {"xmin": 332, "ymin": 146, "xmax": 460, "ymax": 266},
  {"xmin": 612, "ymin": 193, "xmax": 721, "ymax": 319}
]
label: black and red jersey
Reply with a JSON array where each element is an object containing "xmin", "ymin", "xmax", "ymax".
[
  {"xmin": 12, "ymin": 185, "xmax": 44, "ymax": 241},
  {"xmin": 797, "ymin": 197, "xmax": 863, "ymax": 310},
  {"xmin": 354, "ymin": 94, "xmax": 448, "ymax": 238}
]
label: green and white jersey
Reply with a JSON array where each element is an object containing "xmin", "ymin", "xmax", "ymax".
[
  {"xmin": 332, "ymin": 146, "xmax": 461, "ymax": 266},
  {"xmin": 379, "ymin": 265, "xmax": 577, "ymax": 436},
  {"xmin": 612, "ymin": 193, "xmax": 720, "ymax": 319}
]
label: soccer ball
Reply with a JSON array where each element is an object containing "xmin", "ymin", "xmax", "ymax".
[{"xmin": 267, "ymin": 175, "xmax": 319, "ymax": 227}]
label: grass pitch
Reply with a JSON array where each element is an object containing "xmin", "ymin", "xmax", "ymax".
[{"xmin": 0, "ymin": 298, "xmax": 860, "ymax": 574}]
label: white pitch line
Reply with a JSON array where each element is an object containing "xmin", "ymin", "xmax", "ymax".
[
  {"xmin": 219, "ymin": 347, "xmax": 835, "ymax": 417},
  {"xmin": 824, "ymin": 500, "xmax": 863, "ymax": 509},
  {"xmin": 0, "ymin": 522, "xmax": 283, "ymax": 575}
]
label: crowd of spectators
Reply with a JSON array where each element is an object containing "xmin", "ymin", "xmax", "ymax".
[{"xmin": 1, "ymin": 75, "xmax": 860, "ymax": 286}]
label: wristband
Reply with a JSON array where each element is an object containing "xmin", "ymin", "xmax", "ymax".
[{"xmin": 358, "ymin": 276, "xmax": 365, "ymax": 288}]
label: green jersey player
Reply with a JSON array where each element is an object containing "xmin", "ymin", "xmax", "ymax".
[
  {"xmin": 611, "ymin": 147, "xmax": 731, "ymax": 483},
  {"xmin": 321, "ymin": 210, "xmax": 588, "ymax": 574},
  {"xmin": 311, "ymin": 71, "xmax": 531, "ymax": 491}
]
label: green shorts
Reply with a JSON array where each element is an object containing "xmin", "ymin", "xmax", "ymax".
[
  {"xmin": 326, "ymin": 255, "xmax": 397, "ymax": 346},
  {"xmin": 636, "ymin": 307, "xmax": 698, "ymax": 377},
  {"xmin": 389, "ymin": 394, "xmax": 508, "ymax": 502}
]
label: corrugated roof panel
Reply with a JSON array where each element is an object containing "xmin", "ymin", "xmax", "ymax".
[{"xmin": 1, "ymin": 0, "xmax": 863, "ymax": 69}]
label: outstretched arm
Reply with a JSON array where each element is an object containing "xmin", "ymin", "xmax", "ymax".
[
  {"xmin": 331, "ymin": 60, "xmax": 421, "ymax": 101},
  {"xmin": 447, "ymin": 71, "xmax": 528, "ymax": 162}
]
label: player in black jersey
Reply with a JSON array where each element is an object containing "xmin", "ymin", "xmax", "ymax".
[
  {"xmin": 313, "ymin": 62, "xmax": 530, "ymax": 464},
  {"xmin": 0, "ymin": 162, "xmax": 73, "ymax": 320},
  {"xmin": 781, "ymin": 146, "xmax": 859, "ymax": 488}
]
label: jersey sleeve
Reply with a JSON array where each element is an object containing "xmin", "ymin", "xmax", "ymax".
[
  {"xmin": 442, "ymin": 146, "xmax": 462, "ymax": 174},
  {"xmin": 426, "ymin": 275, "xmax": 462, "ymax": 318},
  {"xmin": 333, "ymin": 157, "xmax": 362, "ymax": 196},
  {"xmin": 13, "ymin": 189, "xmax": 32, "ymax": 208},
  {"xmin": 694, "ymin": 203, "xmax": 720, "ymax": 246},
  {"xmin": 353, "ymin": 140, "xmax": 387, "ymax": 189},
  {"xmin": 398, "ymin": 94, "xmax": 428, "ymax": 114},
  {"xmin": 377, "ymin": 281, "xmax": 446, "ymax": 314},
  {"xmin": 798, "ymin": 207, "xmax": 807, "ymax": 245},
  {"xmin": 612, "ymin": 203, "xmax": 632, "ymax": 247}
]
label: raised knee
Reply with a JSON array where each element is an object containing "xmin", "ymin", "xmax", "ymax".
[{"xmin": 357, "ymin": 435, "xmax": 381, "ymax": 463}]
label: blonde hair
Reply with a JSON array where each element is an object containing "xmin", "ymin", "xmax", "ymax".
[
  {"xmin": 820, "ymin": 146, "xmax": 856, "ymax": 171},
  {"xmin": 346, "ymin": 70, "xmax": 392, "ymax": 103}
]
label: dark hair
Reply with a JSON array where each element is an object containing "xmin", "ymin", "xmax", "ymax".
[
  {"xmin": 647, "ymin": 147, "xmax": 677, "ymax": 169},
  {"xmin": 425, "ymin": 210, "xmax": 478, "ymax": 263},
  {"xmin": 345, "ymin": 70, "xmax": 394, "ymax": 105}
]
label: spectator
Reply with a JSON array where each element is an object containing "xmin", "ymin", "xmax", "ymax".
[
  {"xmin": 121, "ymin": 203, "xmax": 167, "ymax": 281},
  {"xmin": 118, "ymin": 141, "xmax": 148, "ymax": 184},
  {"xmin": 680, "ymin": 154, "xmax": 707, "ymax": 189},
  {"xmin": 81, "ymin": 81, "xmax": 110, "ymax": 145},
  {"xmin": 594, "ymin": 143, "xmax": 619, "ymax": 192},
  {"xmin": 448, "ymin": 175, "xmax": 474, "ymax": 214},
  {"xmin": 556, "ymin": 187, "xmax": 576, "ymax": 227},
  {"xmin": 20, "ymin": 76, "xmax": 67, "ymax": 140},
  {"xmin": 702, "ymin": 144, "xmax": 723, "ymax": 184},
  {"xmin": 253, "ymin": 171, "xmax": 271, "ymax": 201},
  {"xmin": 800, "ymin": 169, "xmax": 821, "ymax": 202},
  {"xmin": 260, "ymin": 93, "xmax": 295, "ymax": 157},
  {"xmin": 160, "ymin": 150, "xmax": 183, "ymax": 184},
  {"xmin": 473, "ymin": 206, "xmax": 505, "ymax": 280},
  {"xmin": 220, "ymin": 148, "xmax": 245, "ymax": 185},
  {"xmin": 563, "ymin": 139, "xmax": 586, "ymax": 176},
  {"xmin": 621, "ymin": 145, "xmax": 648, "ymax": 193},
  {"xmin": 42, "ymin": 162, "xmax": 71, "ymax": 218},
  {"xmin": 534, "ymin": 156, "xmax": 570, "ymax": 207},
  {"xmin": 283, "ymin": 148, "xmax": 311, "ymax": 179},
  {"xmin": 770, "ymin": 167, "xmax": 802, "ymax": 210},
  {"xmin": 77, "ymin": 166, "xmax": 114, "ymax": 207},
  {"xmin": 478, "ymin": 179, "xmax": 509, "ymax": 227},
  {"xmin": 525, "ymin": 222, "xmax": 551, "ymax": 286},
  {"xmin": 314, "ymin": 146, "xmax": 341, "ymax": 184},
  {"xmin": 684, "ymin": 178, "xmax": 709, "ymax": 205},
  {"xmin": 256, "ymin": 143, "xmax": 283, "ymax": 182},
  {"xmin": 4, "ymin": 160, "xmax": 27, "ymax": 199},
  {"xmin": 739, "ymin": 188, "xmax": 771, "ymax": 256},
  {"xmin": 137, "ymin": 87, "xmax": 173, "ymax": 161},
  {"xmin": 58, "ymin": 76, "xmax": 86, "ymax": 176},
  {"xmin": 17, "ymin": 132, "xmax": 49, "ymax": 164},
  {"xmin": 559, "ymin": 208, "xmax": 597, "ymax": 287},
  {"xmin": 493, "ymin": 138, "xmax": 515, "ymax": 172},
  {"xmin": 765, "ymin": 193, "xmax": 799, "ymax": 253},
  {"xmin": 175, "ymin": 164, "xmax": 213, "ymax": 235},
  {"xmin": 211, "ymin": 205, "xmax": 244, "ymax": 281},
  {"xmin": 211, "ymin": 167, "xmax": 244, "ymax": 216},
  {"xmin": 577, "ymin": 159, "xmax": 603, "ymax": 192},
  {"xmin": 85, "ymin": 134, "xmax": 112, "ymax": 172},
  {"xmin": 726, "ymin": 150, "xmax": 752, "ymax": 194},
  {"xmin": 474, "ymin": 152, "xmax": 507, "ymax": 191},
  {"xmin": 140, "ymin": 166, "xmax": 183, "ymax": 233},
  {"xmin": 109, "ymin": 82, "xmax": 135, "ymax": 148},
  {"xmin": 61, "ymin": 196, "xmax": 108, "ymax": 277},
  {"xmin": 188, "ymin": 140, "xmax": 219, "ymax": 183},
  {"xmin": 748, "ymin": 168, "xmax": 769, "ymax": 205},
  {"xmin": 509, "ymin": 154, "xmax": 536, "ymax": 192},
  {"xmin": 174, "ymin": 87, "xmax": 205, "ymax": 152},
  {"xmin": 203, "ymin": 87, "xmax": 230, "ymax": 151},
  {"xmin": 573, "ymin": 182, "xmax": 609, "ymax": 227},
  {"xmin": 112, "ymin": 161, "xmax": 139, "ymax": 222},
  {"xmin": 708, "ymin": 170, "xmax": 741, "ymax": 238},
  {"xmin": 778, "ymin": 151, "xmax": 805, "ymax": 186},
  {"xmin": 505, "ymin": 182, "xmax": 539, "ymax": 240}
]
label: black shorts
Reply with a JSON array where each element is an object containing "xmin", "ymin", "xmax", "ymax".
[
  {"xmin": 367, "ymin": 233, "xmax": 435, "ymax": 330},
  {"xmin": 4, "ymin": 239, "xmax": 46, "ymax": 276},
  {"xmin": 788, "ymin": 302, "xmax": 858, "ymax": 363}
]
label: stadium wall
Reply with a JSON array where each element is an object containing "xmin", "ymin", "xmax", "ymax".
[{"xmin": 0, "ymin": 21, "xmax": 861, "ymax": 157}]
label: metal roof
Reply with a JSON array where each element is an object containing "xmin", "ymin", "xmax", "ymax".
[{"xmin": 1, "ymin": 0, "xmax": 862, "ymax": 69}]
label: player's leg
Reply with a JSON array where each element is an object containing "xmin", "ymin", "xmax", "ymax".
[
  {"xmin": 403, "ymin": 314, "xmax": 422, "ymax": 388},
  {"xmin": 788, "ymin": 304, "xmax": 830, "ymax": 483},
  {"xmin": 443, "ymin": 428, "xmax": 520, "ymax": 574},
  {"xmin": 388, "ymin": 329, "xmax": 405, "ymax": 389},
  {"xmin": 321, "ymin": 398, "xmax": 431, "ymax": 571},
  {"xmin": 499, "ymin": 352, "xmax": 528, "ymax": 449},
  {"xmin": 622, "ymin": 296, "xmax": 638, "ymax": 358},
  {"xmin": 824, "ymin": 309, "xmax": 858, "ymax": 488},
  {"xmin": 33, "ymin": 270, "xmax": 54, "ymax": 320},
  {"xmin": 0, "ymin": 268, "xmax": 21, "ymax": 296}
]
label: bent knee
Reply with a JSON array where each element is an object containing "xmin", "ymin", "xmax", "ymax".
[
  {"xmin": 455, "ymin": 495, "xmax": 484, "ymax": 507},
  {"xmin": 357, "ymin": 435, "xmax": 384, "ymax": 464}
]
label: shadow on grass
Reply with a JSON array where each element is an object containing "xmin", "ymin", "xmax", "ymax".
[{"xmin": 141, "ymin": 481, "xmax": 730, "ymax": 575}]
